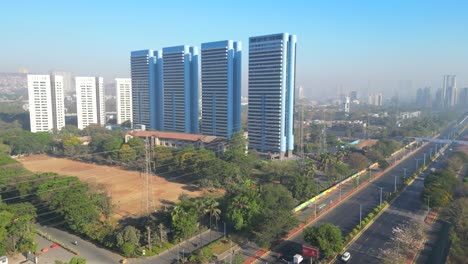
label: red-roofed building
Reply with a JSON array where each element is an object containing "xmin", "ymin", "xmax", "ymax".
[{"xmin": 125, "ymin": 130, "xmax": 228, "ymax": 155}]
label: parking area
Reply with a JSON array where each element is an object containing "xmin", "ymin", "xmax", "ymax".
[{"xmin": 34, "ymin": 234, "xmax": 75, "ymax": 264}]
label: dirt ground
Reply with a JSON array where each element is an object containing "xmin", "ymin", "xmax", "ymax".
[
  {"xmin": 355, "ymin": 139, "xmax": 378, "ymax": 149},
  {"xmin": 17, "ymin": 155, "xmax": 205, "ymax": 219}
]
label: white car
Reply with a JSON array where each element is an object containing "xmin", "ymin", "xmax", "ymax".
[{"xmin": 341, "ymin": 252, "xmax": 351, "ymax": 262}]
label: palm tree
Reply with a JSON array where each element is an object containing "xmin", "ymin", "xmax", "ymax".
[
  {"xmin": 171, "ymin": 205, "xmax": 184, "ymax": 223},
  {"xmin": 319, "ymin": 153, "xmax": 332, "ymax": 172},
  {"xmin": 232, "ymin": 195, "xmax": 250, "ymax": 211},
  {"xmin": 195, "ymin": 199, "xmax": 206, "ymax": 225},
  {"xmin": 204, "ymin": 198, "xmax": 221, "ymax": 230}
]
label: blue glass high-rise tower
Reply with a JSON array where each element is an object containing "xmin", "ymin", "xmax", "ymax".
[
  {"xmin": 201, "ymin": 40, "xmax": 241, "ymax": 138},
  {"xmin": 162, "ymin": 46, "xmax": 199, "ymax": 134},
  {"xmin": 248, "ymin": 33, "xmax": 297, "ymax": 159},
  {"xmin": 130, "ymin": 50, "xmax": 163, "ymax": 130}
]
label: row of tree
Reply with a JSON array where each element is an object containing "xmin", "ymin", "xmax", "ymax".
[
  {"xmin": 421, "ymin": 151, "xmax": 466, "ymax": 208},
  {"xmin": 0, "ymin": 200, "xmax": 37, "ymax": 256}
]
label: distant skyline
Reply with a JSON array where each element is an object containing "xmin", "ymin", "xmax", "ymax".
[{"xmin": 1, "ymin": 0, "xmax": 468, "ymax": 99}]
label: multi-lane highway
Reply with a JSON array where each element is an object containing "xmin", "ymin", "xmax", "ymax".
[
  {"xmin": 337, "ymin": 123, "xmax": 466, "ymax": 264},
  {"xmin": 254, "ymin": 122, "xmax": 463, "ymax": 263}
]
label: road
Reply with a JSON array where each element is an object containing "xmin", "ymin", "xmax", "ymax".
[
  {"xmin": 38, "ymin": 224, "xmax": 224, "ymax": 264},
  {"xmin": 37, "ymin": 224, "xmax": 122, "ymax": 264},
  {"xmin": 129, "ymin": 229, "xmax": 223, "ymax": 264},
  {"xmin": 253, "ymin": 122, "xmax": 461, "ymax": 263},
  {"xmin": 335, "ymin": 123, "xmax": 466, "ymax": 263}
]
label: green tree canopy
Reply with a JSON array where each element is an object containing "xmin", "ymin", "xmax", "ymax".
[
  {"xmin": 252, "ymin": 184, "xmax": 298, "ymax": 247},
  {"xmin": 348, "ymin": 152, "xmax": 370, "ymax": 171},
  {"xmin": 303, "ymin": 223, "xmax": 344, "ymax": 257},
  {"xmin": 119, "ymin": 144, "xmax": 137, "ymax": 163}
]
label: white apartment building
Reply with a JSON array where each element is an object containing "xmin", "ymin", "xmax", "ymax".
[
  {"xmin": 27, "ymin": 74, "xmax": 65, "ymax": 132},
  {"xmin": 50, "ymin": 75, "xmax": 65, "ymax": 130},
  {"xmin": 115, "ymin": 78, "xmax": 132, "ymax": 125},
  {"xmin": 75, "ymin": 77, "xmax": 105, "ymax": 129}
]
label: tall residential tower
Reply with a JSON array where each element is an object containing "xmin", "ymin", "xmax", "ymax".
[
  {"xmin": 248, "ymin": 33, "xmax": 297, "ymax": 158},
  {"xmin": 201, "ymin": 40, "xmax": 241, "ymax": 138},
  {"xmin": 116, "ymin": 78, "xmax": 133, "ymax": 125},
  {"xmin": 27, "ymin": 74, "xmax": 65, "ymax": 132},
  {"xmin": 75, "ymin": 76, "xmax": 105, "ymax": 129}
]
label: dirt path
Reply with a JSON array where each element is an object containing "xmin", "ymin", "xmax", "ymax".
[{"xmin": 17, "ymin": 155, "xmax": 205, "ymax": 219}]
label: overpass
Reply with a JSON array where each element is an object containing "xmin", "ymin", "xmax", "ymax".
[{"xmin": 414, "ymin": 137, "xmax": 468, "ymax": 145}]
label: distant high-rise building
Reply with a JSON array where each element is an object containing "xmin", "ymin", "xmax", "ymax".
[
  {"xmin": 443, "ymin": 75, "xmax": 457, "ymax": 108},
  {"xmin": 342, "ymin": 96, "xmax": 350, "ymax": 113},
  {"xmin": 435, "ymin": 88, "xmax": 444, "ymax": 109},
  {"xmin": 50, "ymin": 70, "xmax": 73, "ymax": 95},
  {"xmin": 459, "ymin": 87, "xmax": 468, "ymax": 109},
  {"xmin": 377, "ymin": 93, "xmax": 383, "ymax": 106},
  {"xmin": 131, "ymin": 50, "xmax": 162, "ymax": 130},
  {"xmin": 115, "ymin": 78, "xmax": 133, "ymax": 125},
  {"xmin": 27, "ymin": 74, "xmax": 65, "ymax": 132},
  {"xmin": 350, "ymin": 91, "xmax": 358, "ymax": 101},
  {"xmin": 367, "ymin": 93, "xmax": 383, "ymax": 106},
  {"xmin": 248, "ymin": 33, "xmax": 297, "ymax": 158},
  {"xmin": 200, "ymin": 40, "xmax": 241, "ymax": 137},
  {"xmin": 416, "ymin": 87, "xmax": 432, "ymax": 108},
  {"xmin": 368, "ymin": 94, "xmax": 374, "ymax": 106},
  {"xmin": 75, "ymin": 76, "xmax": 105, "ymax": 129},
  {"xmin": 297, "ymin": 86, "xmax": 305, "ymax": 101},
  {"xmin": 162, "ymin": 45, "xmax": 199, "ymax": 134}
]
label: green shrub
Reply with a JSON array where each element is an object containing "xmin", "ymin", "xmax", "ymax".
[
  {"xmin": 121, "ymin": 242, "xmax": 136, "ymax": 257},
  {"xmin": 367, "ymin": 213, "xmax": 375, "ymax": 219}
]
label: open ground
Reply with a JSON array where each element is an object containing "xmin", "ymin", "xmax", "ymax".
[{"xmin": 17, "ymin": 155, "xmax": 206, "ymax": 219}]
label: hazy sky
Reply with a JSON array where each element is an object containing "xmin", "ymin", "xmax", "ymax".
[{"xmin": 1, "ymin": 0, "xmax": 468, "ymax": 100}]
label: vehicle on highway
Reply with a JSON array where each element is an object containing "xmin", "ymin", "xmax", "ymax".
[
  {"xmin": 50, "ymin": 244, "xmax": 58, "ymax": 249},
  {"xmin": 341, "ymin": 252, "xmax": 351, "ymax": 262}
]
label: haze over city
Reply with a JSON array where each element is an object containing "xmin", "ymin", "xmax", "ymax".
[{"xmin": 1, "ymin": 0, "xmax": 468, "ymax": 100}]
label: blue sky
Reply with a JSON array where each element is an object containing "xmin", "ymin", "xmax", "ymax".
[{"xmin": 1, "ymin": 0, "xmax": 467, "ymax": 99}]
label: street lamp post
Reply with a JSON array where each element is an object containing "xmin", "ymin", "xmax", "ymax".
[
  {"xmin": 394, "ymin": 175, "xmax": 398, "ymax": 193},
  {"xmin": 423, "ymin": 153, "xmax": 427, "ymax": 167},
  {"xmin": 425, "ymin": 195, "xmax": 431, "ymax": 212},
  {"xmin": 314, "ymin": 203, "xmax": 317, "ymax": 218},
  {"xmin": 415, "ymin": 158, "xmax": 421, "ymax": 170},
  {"xmin": 379, "ymin": 187, "xmax": 383, "ymax": 206},
  {"xmin": 339, "ymin": 185, "xmax": 342, "ymax": 201},
  {"xmin": 403, "ymin": 168, "xmax": 407, "ymax": 178},
  {"xmin": 359, "ymin": 204, "xmax": 362, "ymax": 228}
]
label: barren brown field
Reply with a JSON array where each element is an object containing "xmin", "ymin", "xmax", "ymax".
[
  {"xmin": 17, "ymin": 155, "xmax": 206, "ymax": 219},
  {"xmin": 355, "ymin": 139, "xmax": 378, "ymax": 149}
]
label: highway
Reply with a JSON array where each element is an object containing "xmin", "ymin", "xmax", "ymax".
[
  {"xmin": 254, "ymin": 122, "xmax": 462, "ymax": 263},
  {"xmin": 336, "ymin": 124, "xmax": 466, "ymax": 264}
]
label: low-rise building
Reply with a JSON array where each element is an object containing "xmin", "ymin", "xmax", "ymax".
[{"xmin": 125, "ymin": 130, "xmax": 228, "ymax": 155}]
